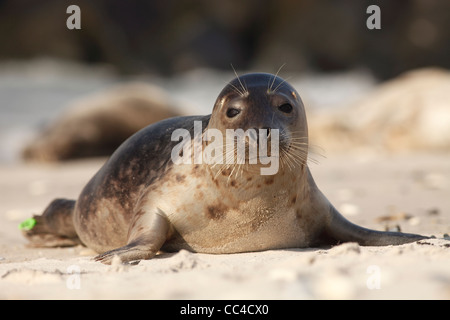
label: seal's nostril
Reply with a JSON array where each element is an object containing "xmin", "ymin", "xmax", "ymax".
[
  {"xmin": 251, "ymin": 127, "xmax": 272, "ymax": 144},
  {"xmin": 261, "ymin": 127, "xmax": 271, "ymax": 138}
]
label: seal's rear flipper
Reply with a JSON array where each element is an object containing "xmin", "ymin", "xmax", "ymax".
[
  {"xmin": 21, "ymin": 198, "xmax": 81, "ymax": 247},
  {"xmin": 322, "ymin": 204, "xmax": 429, "ymax": 246}
]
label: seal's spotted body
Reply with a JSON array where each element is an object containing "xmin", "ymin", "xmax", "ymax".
[{"xmin": 23, "ymin": 73, "xmax": 428, "ymax": 264}]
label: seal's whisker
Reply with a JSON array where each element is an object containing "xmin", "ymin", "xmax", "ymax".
[
  {"xmin": 273, "ymin": 76, "xmax": 292, "ymax": 94},
  {"xmin": 279, "ymin": 129, "xmax": 307, "ymax": 140},
  {"xmin": 284, "ymin": 154, "xmax": 304, "ymax": 169},
  {"xmin": 213, "ymin": 162, "xmax": 231, "ymax": 178},
  {"xmin": 242, "ymin": 79, "xmax": 248, "ymax": 96},
  {"xmin": 268, "ymin": 63, "xmax": 286, "ymax": 93},
  {"xmin": 240, "ymin": 163, "xmax": 247, "ymax": 179},
  {"xmin": 279, "ymin": 141, "xmax": 309, "ymax": 169},
  {"xmin": 233, "ymin": 163, "xmax": 241, "ymax": 181},
  {"xmin": 232, "ymin": 162, "xmax": 247, "ymax": 183},
  {"xmin": 308, "ymin": 143, "xmax": 326, "ymax": 157},
  {"xmin": 287, "ymin": 146, "xmax": 309, "ymax": 157},
  {"xmin": 285, "ymin": 145, "xmax": 304, "ymax": 165},
  {"xmin": 285, "ymin": 141, "xmax": 308, "ymax": 150},
  {"xmin": 287, "ymin": 141, "xmax": 309, "ymax": 146},
  {"xmin": 230, "ymin": 64, "xmax": 248, "ymax": 97},
  {"xmin": 279, "ymin": 149, "xmax": 289, "ymax": 170},
  {"xmin": 281, "ymin": 148, "xmax": 296, "ymax": 171},
  {"xmin": 211, "ymin": 144, "xmax": 238, "ymax": 177},
  {"xmin": 290, "ymin": 151, "xmax": 308, "ymax": 167},
  {"xmin": 285, "ymin": 142, "xmax": 309, "ymax": 153},
  {"xmin": 286, "ymin": 137, "xmax": 308, "ymax": 142},
  {"xmin": 279, "ymin": 143, "xmax": 291, "ymax": 168},
  {"xmin": 307, "ymin": 156, "xmax": 320, "ymax": 165},
  {"xmin": 213, "ymin": 167, "xmax": 224, "ymax": 180},
  {"xmin": 227, "ymin": 165, "xmax": 236, "ymax": 184},
  {"xmin": 229, "ymin": 82, "xmax": 246, "ymax": 97},
  {"xmin": 214, "ymin": 162, "xmax": 232, "ymax": 180},
  {"xmin": 268, "ymin": 75, "xmax": 276, "ymax": 94},
  {"xmin": 287, "ymin": 135, "xmax": 308, "ymax": 140},
  {"xmin": 306, "ymin": 143, "xmax": 326, "ymax": 165}
]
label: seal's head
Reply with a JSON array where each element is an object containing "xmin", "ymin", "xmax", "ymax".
[{"xmin": 206, "ymin": 73, "xmax": 308, "ymax": 177}]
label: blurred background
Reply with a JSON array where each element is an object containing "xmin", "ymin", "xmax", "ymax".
[
  {"xmin": 2, "ymin": 0, "xmax": 449, "ymax": 77},
  {"xmin": 0, "ymin": 0, "xmax": 449, "ymax": 162}
]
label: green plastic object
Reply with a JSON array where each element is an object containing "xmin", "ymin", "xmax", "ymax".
[{"xmin": 18, "ymin": 218, "xmax": 37, "ymax": 231}]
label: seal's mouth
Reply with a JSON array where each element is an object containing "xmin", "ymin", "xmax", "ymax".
[
  {"xmin": 210, "ymin": 128, "xmax": 307, "ymax": 176},
  {"xmin": 212, "ymin": 127, "xmax": 304, "ymax": 159},
  {"xmin": 171, "ymin": 120, "xmax": 307, "ymax": 176},
  {"xmin": 228, "ymin": 128, "xmax": 279, "ymax": 163}
]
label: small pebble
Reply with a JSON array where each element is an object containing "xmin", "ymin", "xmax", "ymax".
[
  {"xmin": 269, "ymin": 268, "xmax": 298, "ymax": 282},
  {"xmin": 408, "ymin": 217, "xmax": 420, "ymax": 226},
  {"xmin": 427, "ymin": 208, "xmax": 440, "ymax": 216},
  {"xmin": 422, "ymin": 173, "xmax": 447, "ymax": 190},
  {"xmin": 339, "ymin": 203, "xmax": 360, "ymax": 216},
  {"xmin": 337, "ymin": 188, "xmax": 354, "ymax": 201},
  {"xmin": 78, "ymin": 248, "xmax": 97, "ymax": 256}
]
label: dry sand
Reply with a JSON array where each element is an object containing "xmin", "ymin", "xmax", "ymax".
[{"xmin": 0, "ymin": 152, "xmax": 449, "ymax": 300}]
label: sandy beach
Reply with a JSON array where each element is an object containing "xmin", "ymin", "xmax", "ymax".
[
  {"xmin": 1, "ymin": 152, "xmax": 449, "ymax": 300},
  {"xmin": 0, "ymin": 0, "xmax": 449, "ymax": 302},
  {"xmin": 0, "ymin": 63, "xmax": 449, "ymax": 300}
]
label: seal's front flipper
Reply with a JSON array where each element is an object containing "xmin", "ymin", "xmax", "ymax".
[
  {"xmin": 94, "ymin": 239, "xmax": 159, "ymax": 264},
  {"xmin": 94, "ymin": 209, "xmax": 171, "ymax": 264}
]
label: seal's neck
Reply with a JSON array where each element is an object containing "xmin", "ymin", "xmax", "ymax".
[{"xmin": 206, "ymin": 163, "xmax": 308, "ymax": 201}]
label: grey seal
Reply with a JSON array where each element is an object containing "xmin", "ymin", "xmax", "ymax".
[{"xmin": 22, "ymin": 73, "xmax": 428, "ymax": 264}]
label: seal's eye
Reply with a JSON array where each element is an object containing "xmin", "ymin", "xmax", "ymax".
[
  {"xmin": 226, "ymin": 108, "xmax": 241, "ymax": 118},
  {"xmin": 278, "ymin": 103, "xmax": 293, "ymax": 114}
]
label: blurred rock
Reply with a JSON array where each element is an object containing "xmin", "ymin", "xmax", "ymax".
[
  {"xmin": 22, "ymin": 82, "xmax": 181, "ymax": 162},
  {"xmin": 309, "ymin": 68, "xmax": 450, "ymax": 153}
]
